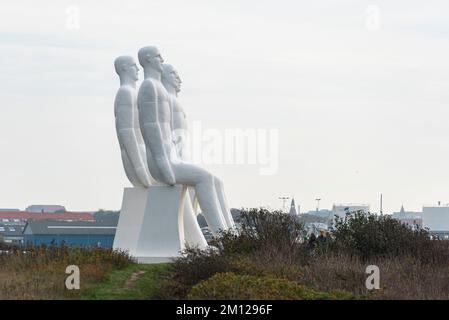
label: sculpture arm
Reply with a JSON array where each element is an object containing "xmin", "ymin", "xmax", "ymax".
[
  {"xmin": 117, "ymin": 128, "xmax": 151, "ymax": 186},
  {"xmin": 115, "ymin": 90, "xmax": 151, "ymax": 187},
  {"xmin": 171, "ymin": 105, "xmax": 189, "ymax": 160},
  {"xmin": 138, "ymin": 82, "xmax": 176, "ymax": 185}
]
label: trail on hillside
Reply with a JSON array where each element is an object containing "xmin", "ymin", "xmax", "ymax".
[{"xmin": 124, "ymin": 270, "xmax": 147, "ymax": 289}]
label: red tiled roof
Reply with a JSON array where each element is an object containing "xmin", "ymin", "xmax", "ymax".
[{"xmin": 0, "ymin": 211, "xmax": 93, "ymax": 221}]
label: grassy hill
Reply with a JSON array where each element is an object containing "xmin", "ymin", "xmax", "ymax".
[{"xmin": 83, "ymin": 263, "xmax": 170, "ymax": 300}]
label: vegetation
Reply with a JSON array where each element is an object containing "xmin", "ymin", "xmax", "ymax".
[
  {"xmin": 2, "ymin": 208, "xmax": 449, "ymax": 299},
  {"xmin": 332, "ymin": 212, "xmax": 437, "ymax": 262},
  {"xmin": 0, "ymin": 245, "xmax": 133, "ymax": 299},
  {"xmin": 156, "ymin": 208, "xmax": 449, "ymax": 300},
  {"xmin": 187, "ymin": 272, "xmax": 354, "ymax": 300},
  {"xmin": 83, "ymin": 263, "xmax": 170, "ymax": 300}
]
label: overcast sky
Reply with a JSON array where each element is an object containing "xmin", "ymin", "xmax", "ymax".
[{"xmin": 1, "ymin": 0, "xmax": 449, "ymax": 213}]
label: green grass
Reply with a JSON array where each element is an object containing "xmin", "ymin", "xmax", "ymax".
[{"xmin": 83, "ymin": 263, "xmax": 171, "ymax": 300}]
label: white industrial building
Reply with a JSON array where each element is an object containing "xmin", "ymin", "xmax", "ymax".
[
  {"xmin": 332, "ymin": 203, "xmax": 370, "ymax": 219},
  {"xmin": 422, "ymin": 205, "xmax": 449, "ymax": 232},
  {"xmin": 25, "ymin": 205, "xmax": 66, "ymax": 213}
]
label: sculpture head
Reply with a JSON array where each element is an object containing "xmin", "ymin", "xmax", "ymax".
[
  {"xmin": 114, "ymin": 55, "xmax": 139, "ymax": 82},
  {"xmin": 138, "ymin": 46, "xmax": 164, "ymax": 73},
  {"xmin": 162, "ymin": 64, "xmax": 181, "ymax": 93}
]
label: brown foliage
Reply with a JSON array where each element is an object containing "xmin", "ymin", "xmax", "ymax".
[{"xmin": 0, "ymin": 246, "xmax": 133, "ymax": 299}]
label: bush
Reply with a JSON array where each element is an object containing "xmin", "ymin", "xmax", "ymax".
[
  {"xmin": 213, "ymin": 208, "xmax": 306, "ymax": 258},
  {"xmin": 155, "ymin": 247, "xmax": 231, "ymax": 299},
  {"xmin": 332, "ymin": 211, "xmax": 435, "ymax": 261},
  {"xmin": 157, "ymin": 249, "xmax": 307, "ymax": 299},
  {"xmin": 159, "ymin": 208, "xmax": 449, "ymax": 300},
  {"xmin": 187, "ymin": 272, "xmax": 354, "ymax": 300},
  {"xmin": 228, "ymin": 256, "xmax": 303, "ymax": 281}
]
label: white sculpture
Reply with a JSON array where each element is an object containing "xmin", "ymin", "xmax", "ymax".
[
  {"xmin": 137, "ymin": 46, "xmax": 234, "ymax": 234},
  {"xmin": 161, "ymin": 64, "xmax": 234, "ymax": 244},
  {"xmin": 114, "ymin": 55, "xmax": 152, "ymax": 187},
  {"xmin": 113, "ymin": 55, "xmax": 154, "ymax": 258},
  {"xmin": 161, "ymin": 64, "xmax": 207, "ymax": 248},
  {"xmin": 161, "ymin": 64, "xmax": 189, "ymax": 161}
]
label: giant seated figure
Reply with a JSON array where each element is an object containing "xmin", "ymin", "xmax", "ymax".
[
  {"xmin": 137, "ymin": 46, "xmax": 234, "ymax": 235},
  {"xmin": 113, "ymin": 46, "xmax": 234, "ymax": 263}
]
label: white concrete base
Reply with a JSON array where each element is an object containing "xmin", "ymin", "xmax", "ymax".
[
  {"xmin": 113, "ymin": 187, "xmax": 148, "ymax": 257},
  {"xmin": 136, "ymin": 256, "xmax": 176, "ymax": 264},
  {"xmin": 135, "ymin": 185, "xmax": 186, "ymax": 263}
]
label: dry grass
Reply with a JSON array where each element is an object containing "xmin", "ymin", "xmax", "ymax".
[
  {"xmin": 158, "ymin": 209, "xmax": 449, "ymax": 300},
  {"xmin": 0, "ymin": 245, "xmax": 133, "ymax": 299},
  {"xmin": 297, "ymin": 250, "xmax": 449, "ymax": 300}
]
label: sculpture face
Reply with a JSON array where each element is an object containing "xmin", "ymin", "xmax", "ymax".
[
  {"xmin": 115, "ymin": 56, "xmax": 139, "ymax": 82},
  {"xmin": 149, "ymin": 50, "xmax": 164, "ymax": 72},
  {"xmin": 125, "ymin": 62, "xmax": 139, "ymax": 81},
  {"xmin": 164, "ymin": 70, "xmax": 178, "ymax": 90},
  {"xmin": 138, "ymin": 46, "xmax": 165, "ymax": 73},
  {"xmin": 174, "ymin": 70, "xmax": 182, "ymax": 93},
  {"xmin": 162, "ymin": 64, "xmax": 180, "ymax": 93}
]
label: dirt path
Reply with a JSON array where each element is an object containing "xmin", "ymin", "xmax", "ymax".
[{"xmin": 123, "ymin": 270, "xmax": 147, "ymax": 289}]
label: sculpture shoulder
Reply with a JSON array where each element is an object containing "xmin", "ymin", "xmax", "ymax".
[
  {"xmin": 114, "ymin": 86, "xmax": 135, "ymax": 115},
  {"xmin": 138, "ymin": 79, "xmax": 157, "ymax": 99},
  {"xmin": 115, "ymin": 86, "xmax": 135, "ymax": 104}
]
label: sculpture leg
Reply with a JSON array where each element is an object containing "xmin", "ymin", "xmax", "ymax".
[
  {"xmin": 183, "ymin": 194, "xmax": 208, "ymax": 249},
  {"xmin": 213, "ymin": 177, "xmax": 235, "ymax": 228},
  {"xmin": 138, "ymin": 142, "xmax": 156, "ymax": 184},
  {"xmin": 171, "ymin": 162, "xmax": 227, "ymax": 234},
  {"xmin": 122, "ymin": 152, "xmax": 144, "ymax": 187},
  {"xmin": 189, "ymin": 188, "xmax": 198, "ymax": 214}
]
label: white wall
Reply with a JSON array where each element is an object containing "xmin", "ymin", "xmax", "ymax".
[
  {"xmin": 332, "ymin": 204, "xmax": 370, "ymax": 219},
  {"xmin": 422, "ymin": 206, "xmax": 449, "ymax": 231}
]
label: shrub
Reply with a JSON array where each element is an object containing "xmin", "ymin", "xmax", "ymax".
[
  {"xmin": 228, "ymin": 256, "xmax": 303, "ymax": 281},
  {"xmin": 187, "ymin": 272, "xmax": 354, "ymax": 300},
  {"xmin": 158, "ymin": 208, "xmax": 449, "ymax": 300},
  {"xmin": 332, "ymin": 211, "xmax": 436, "ymax": 261},
  {"xmin": 213, "ymin": 208, "xmax": 306, "ymax": 257},
  {"xmin": 155, "ymin": 247, "xmax": 231, "ymax": 299}
]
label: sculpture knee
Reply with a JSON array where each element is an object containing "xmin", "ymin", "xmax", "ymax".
[
  {"xmin": 200, "ymin": 172, "xmax": 215, "ymax": 185},
  {"xmin": 213, "ymin": 176, "xmax": 224, "ymax": 189}
]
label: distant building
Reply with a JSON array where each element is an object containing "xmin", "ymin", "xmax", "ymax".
[
  {"xmin": 332, "ymin": 203, "xmax": 370, "ymax": 219},
  {"xmin": 422, "ymin": 205, "xmax": 449, "ymax": 232},
  {"xmin": 23, "ymin": 220, "xmax": 116, "ymax": 248},
  {"xmin": 307, "ymin": 222, "xmax": 328, "ymax": 235},
  {"xmin": 0, "ymin": 222, "xmax": 26, "ymax": 244},
  {"xmin": 0, "ymin": 211, "xmax": 93, "ymax": 222},
  {"xmin": 304, "ymin": 209, "xmax": 333, "ymax": 219},
  {"xmin": 94, "ymin": 210, "xmax": 119, "ymax": 225},
  {"xmin": 289, "ymin": 198, "xmax": 298, "ymax": 216},
  {"xmin": 25, "ymin": 205, "xmax": 66, "ymax": 213},
  {"xmin": 392, "ymin": 205, "xmax": 422, "ymax": 220},
  {"xmin": 201, "ymin": 227, "xmax": 213, "ymax": 242},
  {"xmin": 392, "ymin": 205, "xmax": 422, "ymax": 229}
]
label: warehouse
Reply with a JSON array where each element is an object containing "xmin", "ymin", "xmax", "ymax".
[{"xmin": 23, "ymin": 220, "xmax": 116, "ymax": 248}]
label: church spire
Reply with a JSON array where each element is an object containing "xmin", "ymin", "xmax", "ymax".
[{"xmin": 289, "ymin": 198, "xmax": 298, "ymax": 216}]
